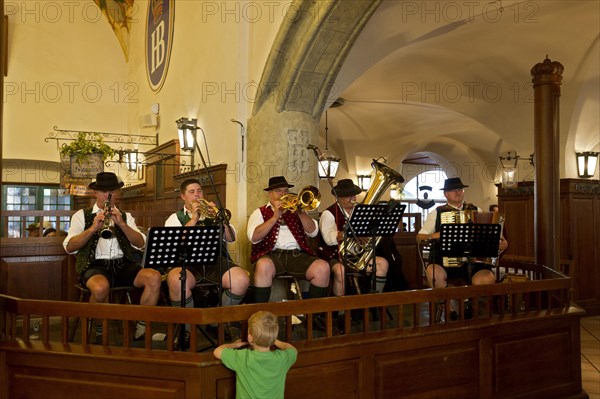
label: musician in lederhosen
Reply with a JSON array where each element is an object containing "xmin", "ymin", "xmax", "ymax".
[
  {"xmin": 318, "ymin": 179, "xmax": 389, "ymax": 297},
  {"xmin": 248, "ymin": 176, "xmax": 330, "ymax": 304},
  {"xmin": 64, "ymin": 172, "xmax": 162, "ymax": 343},
  {"xmin": 416, "ymin": 177, "xmax": 508, "ymax": 289},
  {"xmin": 164, "ymin": 178, "xmax": 249, "ymax": 313}
]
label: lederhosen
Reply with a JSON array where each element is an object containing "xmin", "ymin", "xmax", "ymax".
[
  {"xmin": 78, "ymin": 207, "xmax": 143, "ymax": 286},
  {"xmin": 250, "ymin": 205, "xmax": 319, "ymax": 278}
]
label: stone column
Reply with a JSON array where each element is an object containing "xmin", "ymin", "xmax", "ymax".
[
  {"xmin": 530, "ymin": 57, "xmax": 564, "ymax": 269},
  {"xmin": 246, "ymin": 107, "xmax": 319, "ymax": 214}
]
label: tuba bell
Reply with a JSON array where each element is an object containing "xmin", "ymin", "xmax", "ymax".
[
  {"xmin": 338, "ymin": 160, "xmax": 404, "ymax": 271},
  {"xmin": 280, "ymin": 186, "xmax": 321, "ymax": 213}
]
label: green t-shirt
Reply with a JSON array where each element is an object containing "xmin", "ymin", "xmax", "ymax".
[{"xmin": 221, "ymin": 347, "xmax": 297, "ymax": 399}]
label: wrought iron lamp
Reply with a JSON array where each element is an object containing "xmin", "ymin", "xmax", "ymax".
[
  {"xmin": 176, "ymin": 117, "xmax": 197, "ymax": 151},
  {"xmin": 576, "ymin": 151, "xmax": 599, "ymax": 178},
  {"xmin": 126, "ymin": 150, "xmax": 139, "ymax": 172},
  {"xmin": 499, "ymin": 151, "xmax": 534, "ymax": 188},
  {"xmin": 317, "ymin": 111, "xmax": 340, "ymax": 179}
]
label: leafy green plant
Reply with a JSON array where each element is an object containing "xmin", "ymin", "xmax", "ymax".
[{"xmin": 59, "ymin": 132, "xmax": 116, "ymax": 164}]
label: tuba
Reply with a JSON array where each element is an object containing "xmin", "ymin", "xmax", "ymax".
[{"xmin": 339, "ymin": 160, "xmax": 404, "ymax": 271}]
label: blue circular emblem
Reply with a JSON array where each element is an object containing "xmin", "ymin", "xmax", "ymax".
[{"xmin": 146, "ymin": 0, "xmax": 175, "ymax": 92}]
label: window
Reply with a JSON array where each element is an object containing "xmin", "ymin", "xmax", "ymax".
[
  {"xmin": 399, "ymin": 170, "xmax": 447, "ymax": 232},
  {"xmin": 2, "ymin": 185, "xmax": 72, "ymax": 237}
]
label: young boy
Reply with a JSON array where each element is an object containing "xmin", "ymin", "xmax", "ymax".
[{"xmin": 213, "ymin": 311, "xmax": 297, "ymax": 399}]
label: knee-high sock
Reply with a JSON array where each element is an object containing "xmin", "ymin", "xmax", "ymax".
[
  {"xmin": 253, "ymin": 287, "xmax": 271, "ymax": 303},
  {"xmin": 308, "ymin": 284, "xmax": 329, "ymax": 299},
  {"xmin": 171, "ymin": 296, "xmax": 194, "ymax": 332},
  {"xmin": 222, "ymin": 289, "xmax": 244, "ymax": 306},
  {"xmin": 375, "ymin": 276, "xmax": 387, "ymax": 293}
]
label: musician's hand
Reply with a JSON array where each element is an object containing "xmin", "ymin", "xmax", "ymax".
[
  {"xmin": 273, "ymin": 200, "xmax": 283, "ymax": 219},
  {"xmin": 111, "ymin": 207, "xmax": 125, "ymax": 227},
  {"xmin": 499, "ymin": 237, "xmax": 508, "ymax": 252},
  {"xmin": 92, "ymin": 212, "xmax": 105, "ymax": 232}
]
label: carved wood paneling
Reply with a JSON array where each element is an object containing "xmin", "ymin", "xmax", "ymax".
[{"xmin": 499, "ymin": 179, "xmax": 600, "ymax": 315}]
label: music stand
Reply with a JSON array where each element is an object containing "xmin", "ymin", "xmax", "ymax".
[
  {"xmin": 345, "ymin": 202, "xmax": 406, "ymax": 292},
  {"xmin": 143, "ymin": 226, "xmax": 222, "ymax": 350},
  {"xmin": 439, "ymin": 223, "xmax": 501, "ymax": 283}
]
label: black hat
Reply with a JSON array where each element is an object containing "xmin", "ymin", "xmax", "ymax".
[
  {"xmin": 441, "ymin": 177, "xmax": 468, "ymax": 191},
  {"xmin": 264, "ymin": 176, "xmax": 294, "ymax": 191},
  {"xmin": 88, "ymin": 172, "xmax": 124, "ymax": 191},
  {"xmin": 332, "ymin": 179, "xmax": 362, "ymax": 196}
]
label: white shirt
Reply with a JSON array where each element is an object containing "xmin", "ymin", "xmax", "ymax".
[
  {"xmin": 164, "ymin": 208, "xmax": 237, "ymax": 241},
  {"xmin": 418, "ymin": 202, "xmax": 482, "ymax": 235},
  {"xmin": 247, "ymin": 203, "xmax": 318, "ymax": 250},
  {"xmin": 319, "ymin": 203, "xmax": 352, "ymax": 246},
  {"xmin": 63, "ymin": 203, "xmax": 146, "ymax": 259}
]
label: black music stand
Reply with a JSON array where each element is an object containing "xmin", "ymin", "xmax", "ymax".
[
  {"xmin": 439, "ymin": 223, "xmax": 501, "ymax": 284},
  {"xmin": 345, "ymin": 202, "xmax": 406, "ymax": 292},
  {"xmin": 143, "ymin": 226, "xmax": 222, "ymax": 351}
]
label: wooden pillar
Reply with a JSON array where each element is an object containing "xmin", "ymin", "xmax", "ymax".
[{"xmin": 530, "ymin": 57, "xmax": 564, "ymax": 269}]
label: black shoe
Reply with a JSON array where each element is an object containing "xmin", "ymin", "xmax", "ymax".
[
  {"xmin": 175, "ymin": 331, "xmax": 190, "ymax": 350},
  {"xmin": 336, "ymin": 315, "xmax": 346, "ymax": 333},
  {"xmin": 92, "ymin": 334, "xmax": 103, "ymax": 345},
  {"xmin": 312, "ymin": 314, "xmax": 327, "ymax": 331},
  {"xmin": 205, "ymin": 324, "xmax": 232, "ymax": 342},
  {"xmin": 464, "ymin": 301, "xmax": 473, "ymax": 320}
]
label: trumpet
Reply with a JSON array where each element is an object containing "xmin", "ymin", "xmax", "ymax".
[
  {"xmin": 280, "ymin": 186, "xmax": 320, "ymax": 213},
  {"xmin": 194, "ymin": 198, "xmax": 232, "ymax": 222},
  {"xmin": 100, "ymin": 194, "xmax": 113, "ymax": 239}
]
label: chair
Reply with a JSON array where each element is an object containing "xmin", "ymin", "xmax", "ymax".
[
  {"xmin": 69, "ymin": 283, "xmax": 136, "ymax": 342},
  {"xmin": 275, "ymin": 274, "xmax": 303, "ymax": 301}
]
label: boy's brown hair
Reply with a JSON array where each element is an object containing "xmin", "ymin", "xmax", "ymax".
[{"xmin": 248, "ymin": 311, "xmax": 278, "ymax": 347}]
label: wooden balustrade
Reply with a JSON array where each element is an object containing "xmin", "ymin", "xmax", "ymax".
[{"xmin": 0, "ymin": 260, "xmax": 587, "ymax": 399}]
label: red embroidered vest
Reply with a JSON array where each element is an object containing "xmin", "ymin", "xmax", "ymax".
[
  {"xmin": 317, "ymin": 203, "xmax": 348, "ymax": 261},
  {"xmin": 250, "ymin": 205, "xmax": 315, "ymax": 263}
]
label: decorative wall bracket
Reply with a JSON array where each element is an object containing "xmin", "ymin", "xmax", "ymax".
[{"xmin": 45, "ymin": 126, "xmax": 158, "ymax": 147}]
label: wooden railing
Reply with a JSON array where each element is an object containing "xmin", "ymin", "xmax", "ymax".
[
  {"xmin": 0, "ymin": 262, "xmax": 573, "ymax": 351},
  {"xmin": 0, "ymin": 261, "xmax": 587, "ymax": 399}
]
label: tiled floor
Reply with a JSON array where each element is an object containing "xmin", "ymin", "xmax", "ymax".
[{"xmin": 581, "ymin": 315, "xmax": 600, "ymax": 399}]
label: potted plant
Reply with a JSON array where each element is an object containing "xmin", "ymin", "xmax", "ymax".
[{"xmin": 59, "ymin": 132, "xmax": 116, "ymax": 164}]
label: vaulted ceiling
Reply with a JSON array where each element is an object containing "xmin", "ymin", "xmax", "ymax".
[{"xmin": 324, "ymin": 0, "xmax": 599, "ymax": 179}]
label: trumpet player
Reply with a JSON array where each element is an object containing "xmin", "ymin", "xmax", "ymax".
[
  {"xmin": 63, "ymin": 173, "xmax": 162, "ymax": 344},
  {"xmin": 248, "ymin": 176, "xmax": 330, "ymax": 308},
  {"xmin": 164, "ymin": 179, "xmax": 249, "ymax": 340},
  {"xmin": 318, "ymin": 179, "xmax": 390, "ymax": 299}
]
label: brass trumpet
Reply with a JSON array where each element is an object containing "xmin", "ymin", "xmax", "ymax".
[
  {"xmin": 280, "ymin": 186, "xmax": 321, "ymax": 213},
  {"xmin": 100, "ymin": 194, "xmax": 113, "ymax": 239},
  {"xmin": 194, "ymin": 198, "xmax": 232, "ymax": 222}
]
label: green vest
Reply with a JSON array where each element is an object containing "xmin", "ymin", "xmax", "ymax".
[{"xmin": 75, "ymin": 207, "xmax": 142, "ymax": 276}]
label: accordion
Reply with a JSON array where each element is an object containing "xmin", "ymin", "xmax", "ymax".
[{"xmin": 439, "ymin": 207, "xmax": 504, "ymax": 267}]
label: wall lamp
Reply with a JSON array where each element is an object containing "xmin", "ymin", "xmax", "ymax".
[
  {"xmin": 499, "ymin": 151, "xmax": 534, "ymax": 188},
  {"xmin": 576, "ymin": 151, "xmax": 599, "ymax": 178},
  {"xmin": 125, "ymin": 150, "xmax": 139, "ymax": 172},
  {"xmin": 357, "ymin": 174, "xmax": 372, "ymax": 191},
  {"xmin": 176, "ymin": 117, "xmax": 197, "ymax": 151}
]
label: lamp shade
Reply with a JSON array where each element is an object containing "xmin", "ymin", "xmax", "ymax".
[
  {"xmin": 501, "ymin": 166, "xmax": 517, "ymax": 188},
  {"xmin": 318, "ymin": 152, "xmax": 340, "ymax": 179},
  {"xmin": 576, "ymin": 151, "xmax": 599, "ymax": 178},
  {"xmin": 176, "ymin": 117, "xmax": 197, "ymax": 151},
  {"xmin": 126, "ymin": 150, "xmax": 138, "ymax": 172}
]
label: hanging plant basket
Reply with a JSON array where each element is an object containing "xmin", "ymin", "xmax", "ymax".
[{"xmin": 59, "ymin": 132, "xmax": 116, "ymax": 181}]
